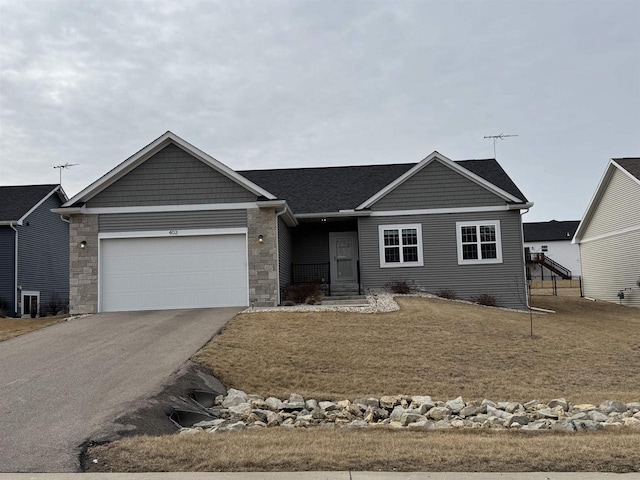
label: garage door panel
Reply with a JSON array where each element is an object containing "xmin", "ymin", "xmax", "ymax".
[{"xmin": 100, "ymin": 234, "xmax": 247, "ymax": 312}]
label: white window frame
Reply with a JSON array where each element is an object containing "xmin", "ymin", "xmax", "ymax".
[
  {"xmin": 455, "ymin": 220, "xmax": 503, "ymax": 265},
  {"xmin": 378, "ymin": 224, "xmax": 424, "ymax": 268},
  {"xmin": 21, "ymin": 290, "xmax": 40, "ymax": 317}
]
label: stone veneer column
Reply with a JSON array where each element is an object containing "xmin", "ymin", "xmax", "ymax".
[
  {"xmin": 69, "ymin": 214, "xmax": 99, "ymax": 314},
  {"xmin": 247, "ymin": 207, "xmax": 278, "ymax": 307}
]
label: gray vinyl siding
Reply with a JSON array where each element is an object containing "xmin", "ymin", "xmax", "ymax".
[
  {"xmin": 0, "ymin": 227, "xmax": 16, "ymax": 316},
  {"xmin": 278, "ymin": 217, "xmax": 293, "ymax": 288},
  {"xmin": 358, "ymin": 210, "xmax": 527, "ymax": 309},
  {"xmin": 371, "ymin": 160, "xmax": 506, "ymax": 211},
  {"xmin": 87, "ymin": 143, "xmax": 258, "ymax": 208},
  {"xmin": 582, "ymin": 168, "xmax": 640, "ymax": 239},
  {"xmin": 99, "ymin": 209, "xmax": 247, "ymax": 232},
  {"xmin": 580, "ymin": 229, "xmax": 640, "ymax": 307},
  {"xmin": 17, "ymin": 194, "xmax": 69, "ymax": 314}
]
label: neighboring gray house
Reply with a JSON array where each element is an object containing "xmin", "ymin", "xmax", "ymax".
[
  {"xmin": 0, "ymin": 185, "xmax": 69, "ymax": 317},
  {"xmin": 524, "ymin": 220, "xmax": 581, "ymax": 280},
  {"xmin": 573, "ymin": 157, "xmax": 640, "ymax": 307},
  {"xmin": 55, "ymin": 131, "xmax": 533, "ymax": 314}
]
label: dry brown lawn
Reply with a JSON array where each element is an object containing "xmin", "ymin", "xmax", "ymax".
[
  {"xmin": 194, "ymin": 295, "xmax": 640, "ymax": 403},
  {"xmin": 0, "ymin": 316, "xmax": 66, "ymax": 341},
  {"xmin": 87, "ymin": 429, "xmax": 640, "ymax": 473}
]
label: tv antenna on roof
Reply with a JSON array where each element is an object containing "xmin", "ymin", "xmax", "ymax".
[
  {"xmin": 483, "ymin": 133, "xmax": 518, "ymax": 158},
  {"xmin": 53, "ymin": 163, "xmax": 78, "ymax": 186}
]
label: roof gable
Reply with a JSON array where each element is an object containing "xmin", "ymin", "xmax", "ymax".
[
  {"xmin": 0, "ymin": 185, "xmax": 65, "ymax": 223},
  {"xmin": 574, "ymin": 158, "xmax": 640, "ymax": 243},
  {"xmin": 356, "ymin": 152, "xmax": 525, "ymax": 210},
  {"xmin": 63, "ymin": 131, "xmax": 276, "ymax": 208}
]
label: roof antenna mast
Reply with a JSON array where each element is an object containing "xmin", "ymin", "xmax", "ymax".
[
  {"xmin": 53, "ymin": 163, "xmax": 79, "ymax": 186},
  {"xmin": 483, "ymin": 133, "xmax": 518, "ymax": 159}
]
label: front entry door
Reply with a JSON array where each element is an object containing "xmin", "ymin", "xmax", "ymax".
[{"xmin": 329, "ymin": 232, "xmax": 359, "ymax": 284}]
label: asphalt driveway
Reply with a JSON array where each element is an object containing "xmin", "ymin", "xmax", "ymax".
[{"xmin": 0, "ymin": 307, "xmax": 241, "ymax": 473}]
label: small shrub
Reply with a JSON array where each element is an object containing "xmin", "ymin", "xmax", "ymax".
[
  {"xmin": 386, "ymin": 280, "xmax": 412, "ymax": 294},
  {"xmin": 284, "ymin": 284, "xmax": 323, "ymax": 305},
  {"xmin": 436, "ymin": 289, "xmax": 457, "ymax": 300},
  {"xmin": 471, "ymin": 293, "xmax": 498, "ymax": 307},
  {"xmin": 47, "ymin": 294, "xmax": 67, "ymax": 316}
]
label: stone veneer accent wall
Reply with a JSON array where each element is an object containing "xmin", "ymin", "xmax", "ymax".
[
  {"xmin": 247, "ymin": 208, "xmax": 278, "ymax": 307},
  {"xmin": 69, "ymin": 214, "xmax": 99, "ymax": 314}
]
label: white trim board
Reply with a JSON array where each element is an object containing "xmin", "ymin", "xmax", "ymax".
[
  {"xmin": 575, "ymin": 224, "xmax": 640, "ymax": 244},
  {"xmin": 369, "ymin": 205, "xmax": 532, "ymax": 217},
  {"xmin": 62, "ymin": 131, "xmax": 276, "ymax": 208},
  {"xmin": 98, "ymin": 227, "xmax": 248, "ymax": 240},
  {"xmin": 356, "ymin": 152, "xmax": 524, "ymax": 210}
]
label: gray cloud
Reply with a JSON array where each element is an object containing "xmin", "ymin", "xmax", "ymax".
[{"xmin": 1, "ymin": 0, "xmax": 638, "ymax": 221}]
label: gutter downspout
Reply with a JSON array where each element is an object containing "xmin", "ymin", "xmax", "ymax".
[
  {"xmin": 520, "ymin": 208, "xmax": 531, "ymax": 309},
  {"xmin": 9, "ymin": 223, "xmax": 18, "ymax": 316},
  {"xmin": 274, "ymin": 205, "xmax": 289, "ymax": 306}
]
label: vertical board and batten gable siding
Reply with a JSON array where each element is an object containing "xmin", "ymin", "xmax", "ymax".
[
  {"xmin": 582, "ymin": 167, "xmax": 640, "ymax": 239},
  {"xmin": 580, "ymin": 229, "xmax": 640, "ymax": 307},
  {"xmin": 0, "ymin": 227, "xmax": 16, "ymax": 315},
  {"xmin": 17, "ymin": 194, "xmax": 69, "ymax": 309},
  {"xmin": 98, "ymin": 210, "xmax": 248, "ymax": 232},
  {"xmin": 87, "ymin": 143, "xmax": 258, "ymax": 208},
  {"xmin": 278, "ymin": 217, "xmax": 293, "ymax": 288},
  {"xmin": 370, "ymin": 160, "xmax": 506, "ymax": 211},
  {"xmin": 358, "ymin": 210, "xmax": 527, "ymax": 309}
]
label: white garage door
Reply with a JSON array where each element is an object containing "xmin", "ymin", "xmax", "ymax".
[{"xmin": 100, "ymin": 234, "xmax": 248, "ymax": 312}]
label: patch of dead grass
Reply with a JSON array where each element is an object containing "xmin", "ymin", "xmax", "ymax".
[
  {"xmin": 0, "ymin": 316, "xmax": 66, "ymax": 341},
  {"xmin": 194, "ymin": 296, "xmax": 640, "ymax": 403},
  {"xmin": 86, "ymin": 429, "xmax": 640, "ymax": 473}
]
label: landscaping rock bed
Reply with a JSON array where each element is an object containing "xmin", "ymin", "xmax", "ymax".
[{"xmin": 179, "ymin": 389, "xmax": 640, "ymax": 434}]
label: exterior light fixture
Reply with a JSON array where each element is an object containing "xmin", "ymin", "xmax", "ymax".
[
  {"xmin": 321, "ymin": 217, "xmax": 327, "ymax": 222},
  {"xmin": 258, "ymin": 235, "xmax": 264, "ymax": 243},
  {"xmin": 80, "ymin": 240, "xmax": 87, "ymax": 249}
]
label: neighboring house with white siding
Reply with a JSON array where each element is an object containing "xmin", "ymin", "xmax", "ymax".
[
  {"xmin": 573, "ymin": 158, "xmax": 640, "ymax": 307},
  {"xmin": 0, "ymin": 185, "xmax": 69, "ymax": 317},
  {"xmin": 524, "ymin": 220, "xmax": 581, "ymax": 279},
  {"xmin": 54, "ymin": 131, "xmax": 533, "ymax": 313}
]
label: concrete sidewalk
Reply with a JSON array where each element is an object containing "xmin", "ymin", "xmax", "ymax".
[{"xmin": 2, "ymin": 472, "xmax": 638, "ymax": 479}]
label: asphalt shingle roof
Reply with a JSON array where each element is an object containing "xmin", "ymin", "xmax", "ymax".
[
  {"xmin": 614, "ymin": 158, "xmax": 640, "ymax": 180},
  {"xmin": 240, "ymin": 159, "xmax": 527, "ymax": 214},
  {"xmin": 523, "ymin": 220, "xmax": 580, "ymax": 242},
  {"xmin": 0, "ymin": 185, "xmax": 59, "ymax": 222}
]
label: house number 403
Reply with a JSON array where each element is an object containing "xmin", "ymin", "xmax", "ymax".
[{"xmin": 169, "ymin": 229, "xmax": 178, "ymax": 235}]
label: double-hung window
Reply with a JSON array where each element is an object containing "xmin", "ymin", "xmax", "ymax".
[
  {"xmin": 378, "ymin": 224, "xmax": 423, "ymax": 268},
  {"xmin": 455, "ymin": 221, "xmax": 503, "ymax": 264}
]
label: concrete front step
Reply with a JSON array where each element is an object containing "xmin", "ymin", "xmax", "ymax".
[{"xmin": 321, "ymin": 295, "xmax": 368, "ymax": 306}]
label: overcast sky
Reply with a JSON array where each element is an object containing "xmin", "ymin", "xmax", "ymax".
[{"xmin": 1, "ymin": 0, "xmax": 638, "ymax": 222}]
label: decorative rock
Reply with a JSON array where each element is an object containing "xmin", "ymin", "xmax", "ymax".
[
  {"xmin": 626, "ymin": 402, "xmax": 640, "ymax": 411},
  {"xmin": 486, "ymin": 405, "xmax": 510, "ymax": 420},
  {"xmin": 446, "ymin": 396, "xmax": 466, "ymax": 413},
  {"xmin": 222, "ymin": 389, "xmax": 249, "ymax": 408},
  {"xmin": 505, "ymin": 402, "xmax": 524, "ymax": 414},
  {"xmin": 599, "ymin": 400, "xmax": 627, "ymax": 414},
  {"xmin": 228, "ymin": 403, "xmax": 252, "ymax": 416},
  {"xmin": 318, "ymin": 401, "xmax": 337, "ymax": 411},
  {"xmin": 400, "ymin": 412, "xmax": 425, "ymax": 426},
  {"xmin": 283, "ymin": 394, "xmax": 305, "ymax": 410},
  {"xmin": 523, "ymin": 400, "xmax": 542, "ymax": 409},
  {"xmin": 347, "ymin": 404, "xmax": 363, "ymax": 416},
  {"xmin": 390, "ymin": 406, "xmax": 410, "ymax": 422},
  {"xmin": 355, "ymin": 397, "xmax": 380, "ymax": 408},
  {"xmin": 410, "ymin": 396, "xmax": 435, "ymax": 409},
  {"xmin": 587, "ymin": 410, "xmax": 608, "ymax": 422},
  {"xmin": 265, "ymin": 397, "xmax": 284, "ymax": 411},
  {"xmin": 311, "ymin": 408, "xmax": 325, "ymax": 420},
  {"xmin": 347, "ymin": 419, "xmax": 368, "ymax": 428},
  {"xmin": 459, "ymin": 405, "xmax": 482, "ymax": 418},
  {"xmin": 335, "ymin": 399, "xmax": 351, "ymax": 410},
  {"xmin": 504, "ymin": 414, "xmax": 529, "ymax": 427},
  {"xmin": 536, "ymin": 408, "xmax": 559, "ymax": 420},
  {"xmin": 573, "ymin": 419, "xmax": 602, "ymax": 431},
  {"xmin": 573, "ymin": 404, "xmax": 596, "ymax": 411},
  {"xmin": 192, "ymin": 419, "xmax": 224, "ymax": 428},
  {"xmin": 451, "ymin": 419, "xmax": 466, "ymax": 428},
  {"xmin": 225, "ymin": 421, "xmax": 246, "ymax": 431},
  {"xmin": 551, "ymin": 421, "xmax": 576, "ymax": 432},
  {"xmin": 427, "ymin": 406, "xmax": 450, "ymax": 421},
  {"xmin": 623, "ymin": 417, "xmax": 640, "ymax": 428},
  {"xmin": 481, "ymin": 399, "xmax": 496, "ymax": 408},
  {"xmin": 434, "ymin": 419, "xmax": 452, "ymax": 429},
  {"xmin": 380, "ymin": 395, "xmax": 402, "ymax": 409},
  {"xmin": 305, "ymin": 399, "xmax": 318, "ymax": 411},
  {"xmin": 266, "ymin": 411, "xmax": 282, "ymax": 426},
  {"xmin": 548, "ymin": 398, "xmax": 568, "ymax": 411},
  {"xmin": 408, "ymin": 419, "xmax": 434, "ymax": 429}
]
